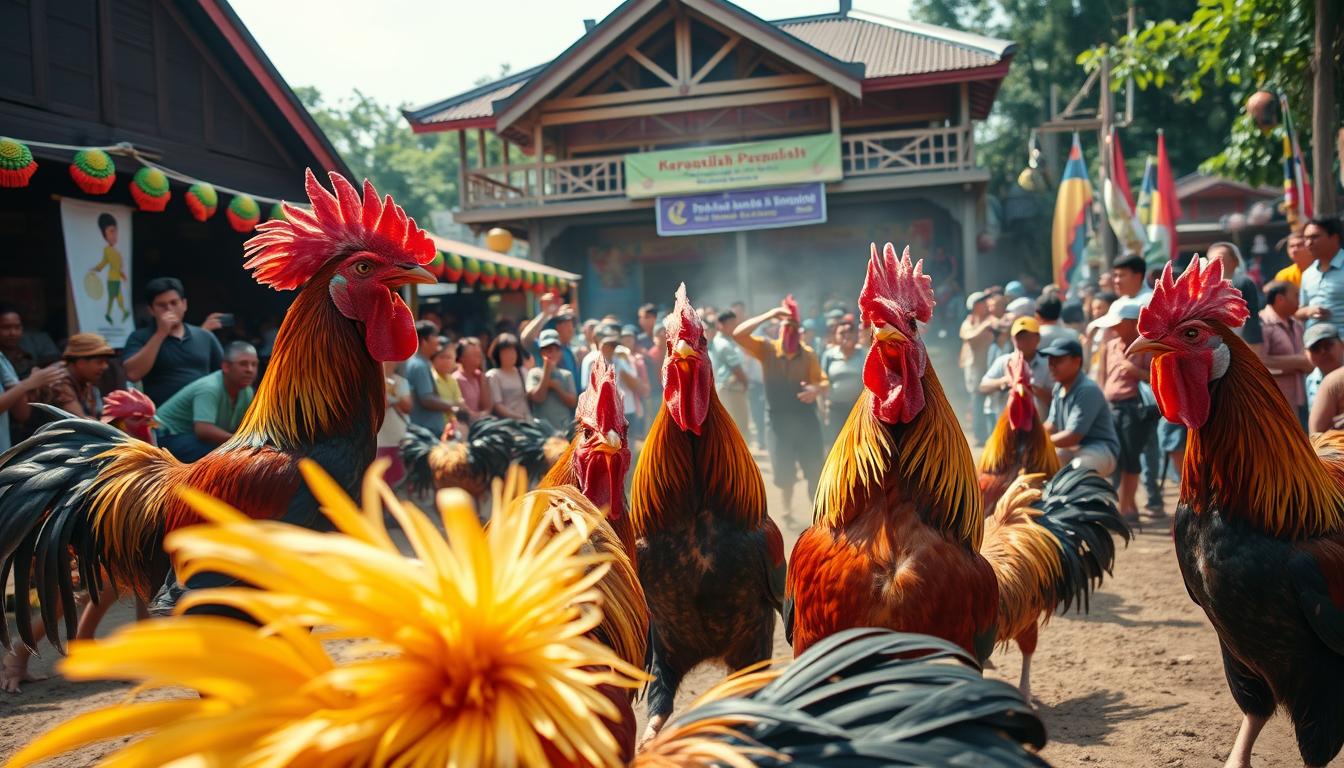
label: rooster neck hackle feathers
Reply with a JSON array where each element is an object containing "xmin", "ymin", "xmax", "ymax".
[
  {"xmin": 1185, "ymin": 328, "xmax": 1344, "ymax": 539},
  {"xmin": 242, "ymin": 169, "xmax": 434, "ymax": 291},
  {"xmin": 630, "ymin": 388, "xmax": 765, "ymax": 538},
  {"xmin": 815, "ymin": 369, "xmax": 982, "ymax": 548},
  {"xmin": 977, "ymin": 410, "xmax": 1060, "ymax": 478}
]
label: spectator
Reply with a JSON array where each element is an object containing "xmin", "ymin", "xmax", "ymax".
[
  {"xmin": 1305, "ymin": 323, "xmax": 1344, "ymax": 410},
  {"xmin": 452, "ymin": 337, "xmax": 493, "ymax": 423},
  {"xmin": 376, "ymin": 360, "xmax": 412, "ymax": 486},
  {"xmin": 1035, "ymin": 294, "xmax": 1080, "ymax": 346},
  {"xmin": 1040, "ymin": 337, "xmax": 1119, "ymax": 476},
  {"xmin": 527, "ymin": 329, "xmax": 578, "ymax": 432},
  {"xmin": 580, "ymin": 318, "xmax": 600, "ymax": 360},
  {"xmin": 1061, "ymin": 300, "xmax": 1087, "ymax": 337},
  {"xmin": 48, "ymin": 333, "xmax": 117, "ymax": 419},
  {"xmin": 1258, "ymin": 280, "xmax": 1312, "ymax": 426},
  {"xmin": 1208, "ymin": 242, "xmax": 1264, "ymax": 353},
  {"xmin": 1300, "ymin": 216, "xmax": 1344, "ymax": 328},
  {"xmin": 1276, "ymin": 231, "xmax": 1314, "ymax": 287},
  {"xmin": 709, "ymin": 310, "xmax": 750, "ymax": 436},
  {"xmin": 520, "ymin": 294, "xmax": 582, "ymax": 390},
  {"xmin": 122, "ymin": 277, "xmax": 225, "ymax": 405},
  {"xmin": 1095, "ymin": 303, "xmax": 1158, "ymax": 522},
  {"xmin": 1004, "ymin": 280, "xmax": 1026, "ymax": 300},
  {"xmin": 821, "ymin": 320, "xmax": 863, "ymax": 448},
  {"xmin": 405, "ymin": 321, "xmax": 458, "ymax": 431},
  {"xmin": 1086, "ymin": 290, "xmax": 1119, "ymax": 379},
  {"xmin": 1110, "ymin": 255, "xmax": 1153, "ymax": 312},
  {"xmin": 734, "ymin": 299, "xmax": 828, "ymax": 510},
  {"xmin": 581, "ymin": 324, "xmax": 643, "ymax": 432},
  {"xmin": 0, "ymin": 303, "xmax": 60, "ymax": 380},
  {"xmin": 1310, "ymin": 361, "xmax": 1344, "ymax": 432},
  {"xmin": 960, "ymin": 291, "xmax": 996, "ymax": 444},
  {"xmin": 486, "ymin": 333, "xmax": 531, "ymax": 421},
  {"xmin": 980, "ymin": 317, "xmax": 1051, "ymax": 423},
  {"xmin": 1006, "ymin": 296, "xmax": 1035, "ymax": 319},
  {"xmin": 620, "ymin": 324, "xmax": 653, "ymax": 435},
  {"xmin": 154, "ymin": 341, "xmax": 258, "ymax": 462},
  {"xmin": 0, "ymin": 354, "xmax": 62, "ymax": 452},
  {"xmin": 430, "ymin": 337, "xmax": 465, "ymax": 427},
  {"xmin": 635, "ymin": 303, "xmax": 659, "ymax": 352}
]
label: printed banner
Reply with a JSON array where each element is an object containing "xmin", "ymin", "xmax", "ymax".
[
  {"xmin": 625, "ymin": 133, "xmax": 841, "ymax": 198},
  {"xmin": 655, "ymin": 183, "xmax": 827, "ymax": 237},
  {"xmin": 60, "ymin": 198, "xmax": 135, "ymax": 347}
]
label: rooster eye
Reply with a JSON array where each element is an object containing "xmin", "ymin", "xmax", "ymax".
[
  {"xmin": 1183, "ymin": 328, "xmax": 1199, "ymax": 340},
  {"xmin": 353, "ymin": 261, "xmax": 372, "ymax": 276},
  {"xmin": 582, "ymin": 426, "xmax": 593, "ymax": 439}
]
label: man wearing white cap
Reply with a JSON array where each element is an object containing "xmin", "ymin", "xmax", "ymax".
[{"xmin": 1095, "ymin": 302, "xmax": 1157, "ymax": 522}]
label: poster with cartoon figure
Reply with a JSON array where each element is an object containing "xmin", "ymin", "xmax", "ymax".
[{"xmin": 60, "ymin": 198, "xmax": 134, "ymax": 346}]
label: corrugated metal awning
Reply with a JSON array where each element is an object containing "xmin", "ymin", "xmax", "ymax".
[{"xmin": 429, "ymin": 234, "xmax": 581, "ymax": 282}]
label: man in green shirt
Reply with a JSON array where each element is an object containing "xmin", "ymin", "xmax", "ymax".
[{"xmin": 156, "ymin": 341, "xmax": 258, "ymax": 462}]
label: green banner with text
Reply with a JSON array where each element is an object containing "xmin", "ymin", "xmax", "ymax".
[{"xmin": 624, "ymin": 133, "xmax": 842, "ymax": 198}]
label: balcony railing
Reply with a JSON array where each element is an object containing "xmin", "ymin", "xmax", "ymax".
[{"xmin": 462, "ymin": 126, "xmax": 973, "ymax": 210}]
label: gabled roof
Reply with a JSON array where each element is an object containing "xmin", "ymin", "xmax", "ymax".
[
  {"xmin": 1174, "ymin": 172, "xmax": 1280, "ymax": 201},
  {"xmin": 405, "ymin": 0, "xmax": 1014, "ymax": 133}
]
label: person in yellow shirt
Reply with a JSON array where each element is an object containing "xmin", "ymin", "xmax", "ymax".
[
  {"xmin": 1275, "ymin": 231, "xmax": 1313, "ymax": 287},
  {"xmin": 430, "ymin": 336, "xmax": 465, "ymax": 430},
  {"xmin": 89, "ymin": 213, "xmax": 129, "ymax": 324}
]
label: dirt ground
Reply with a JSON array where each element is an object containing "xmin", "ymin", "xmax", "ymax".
[{"xmin": 0, "ymin": 454, "xmax": 1334, "ymax": 767}]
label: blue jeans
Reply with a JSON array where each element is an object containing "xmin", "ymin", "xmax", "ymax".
[{"xmin": 748, "ymin": 383, "xmax": 767, "ymax": 448}]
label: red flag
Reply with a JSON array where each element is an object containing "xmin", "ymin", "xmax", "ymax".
[
  {"xmin": 1153, "ymin": 131, "xmax": 1181, "ymax": 260},
  {"xmin": 1110, "ymin": 129, "xmax": 1135, "ymax": 209}
]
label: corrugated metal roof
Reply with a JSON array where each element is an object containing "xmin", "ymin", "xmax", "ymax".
[{"xmin": 405, "ymin": 8, "xmax": 1013, "ymax": 127}]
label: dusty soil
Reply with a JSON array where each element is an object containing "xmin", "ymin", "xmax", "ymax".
[{"xmin": 0, "ymin": 457, "xmax": 1334, "ymax": 767}]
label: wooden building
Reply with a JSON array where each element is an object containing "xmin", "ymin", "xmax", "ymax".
[
  {"xmin": 0, "ymin": 0, "xmax": 348, "ymax": 345},
  {"xmin": 406, "ymin": 0, "xmax": 1014, "ymax": 317}
]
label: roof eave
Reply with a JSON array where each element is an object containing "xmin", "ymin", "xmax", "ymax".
[
  {"xmin": 409, "ymin": 116, "xmax": 499, "ymax": 134},
  {"xmin": 861, "ymin": 59, "xmax": 1013, "ymax": 92}
]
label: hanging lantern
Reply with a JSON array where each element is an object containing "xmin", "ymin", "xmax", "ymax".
[
  {"xmin": 443, "ymin": 252, "xmax": 464, "ymax": 282},
  {"xmin": 479, "ymin": 260, "xmax": 498, "ymax": 289},
  {"xmin": 130, "ymin": 167, "xmax": 171, "ymax": 211},
  {"xmin": 227, "ymin": 194, "xmax": 261, "ymax": 232},
  {"xmin": 269, "ymin": 202, "xmax": 287, "ymax": 221},
  {"xmin": 184, "ymin": 183, "xmax": 218, "ymax": 221},
  {"xmin": 484, "ymin": 227, "xmax": 513, "ymax": 253},
  {"xmin": 0, "ymin": 137, "xmax": 38, "ymax": 188},
  {"xmin": 462, "ymin": 256, "xmax": 481, "ymax": 286},
  {"xmin": 1246, "ymin": 90, "xmax": 1280, "ymax": 133},
  {"xmin": 69, "ymin": 149, "xmax": 116, "ymax": 195},
  {"xmin": 427, "ymin": 251, "xmax": 445, "ymax": 278}
]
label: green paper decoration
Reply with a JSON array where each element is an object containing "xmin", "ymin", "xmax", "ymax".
[
  {"xmin": 269, "ymin": 202, "xmax": 287, "ymax": 221},
  {"xmin": 428, "ymin": 251, "xmax": 445, "ymax": 278},
  {"xmin": 443, "ymin": 252, "xmax": 464, "ymax": 282},
  {"xmin": 185, "ymin": 183, "xmax": 218, "ymax": 222},
  {"xmin": 479, "ymin": 260, "xmax": 498, "ymax": 289},
  {"xmin": 69, "ymin": 149, "xmax": 115, "ymax": 194},
  {"xmin": 462, "ymin": 256, "xmax": 481, "ymax": 286},
  {"xmin": 508, "ymin": 266, "xmax": 523, "ymax": 291},
  {"xmin": 0, "ymin": 137, "xmax": 38, "ymax": 188},
  {"xmin": 227, "ymin": 194, "xmax": 261, "ymax": 232},
  {"xmin": 130, "ymin": 167, "xmax": 171, "ymax": 211}
]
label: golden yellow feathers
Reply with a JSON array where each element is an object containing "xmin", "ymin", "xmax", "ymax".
[
  {"xmin": 981, "ymin": 473, "xmax": 1065, "ymax": 645},
  {"xmin": 7, "ymin": 460, "xmax": 646, "ymax": 768}
]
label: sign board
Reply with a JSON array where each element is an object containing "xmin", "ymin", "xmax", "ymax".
[
  {"xmin": 625, "ymin": 134, "xmax": 841, "ymax": 198},
  {"xmin": 656, "ymin": 182, "xmax": 827, "ymax": 237},
  {"xmin": 60, "ymin": 198, "xmax": 135, "ymax": 347}
]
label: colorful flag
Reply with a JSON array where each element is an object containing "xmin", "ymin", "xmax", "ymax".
[
  {"xmin": 1051, "ymin": 133, "xmax": 1093, "ymax": 291},
  {"xmin": 1103, "ymin": 128, "xmax": 1146, "ymax": 256},
  {"xmin": 1145, "ymin": 130, "xmax": 1181, "ymax": 264},
  {"xmin": 1280, "ymin": 92, "xmax": 1313, "ymax": 229}
]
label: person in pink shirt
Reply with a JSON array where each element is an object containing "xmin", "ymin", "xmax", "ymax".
[
  {"xmin": 450, "ymin": 337, "xmax": 493, "ymax": 423},
  {"xmin": 1259, "ymin": 279, "xmax": 1312, "ymax": 428}
]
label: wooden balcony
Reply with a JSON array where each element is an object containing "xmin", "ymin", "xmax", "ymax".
[{"xmin": 460, "ymin": 126, "xmax": 975, "ymax": 215}]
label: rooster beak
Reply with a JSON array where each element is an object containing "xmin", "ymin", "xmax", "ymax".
[
  {"xmin": 874, "ymin": 325, "xmax": 908, "ymax": 344},
  {"xmin": 672, "ymin": 339, "xmax": 698, "ymax": 359},
  {"xmin": 1127, "ymin": 338, "xmax": 1173, "ymax": 358},
  {"xmin": 592, "ymin": 429, "xmax": 622, "ymax": 453},
  {"xmin": 395, "ymin": 264, "xmax": 439, "ymax": 286}
]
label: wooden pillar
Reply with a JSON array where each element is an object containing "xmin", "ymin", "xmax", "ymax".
[
  {"xmin": 1098, "ymin": 53, "xmax": 1117, "ymax": 264},
  {"xmin": 1314, "ymin": 0, "xmax": 1339, "ymax": 215},
  {"xmin": 960, "ymin": 191, "xmax": 980, "ymax": 295},
  {"xmin": 735, "ymin": 230, "xmax": 751, "ymax": 307},
  {"xmin": 456, "ymin": 130, "xmax": 468, "ymax": 209},
  {"xmin": 958, "ymin": 82, "xmax": 971, "ymax": 167},
  {"xmin": 476, "ymin": 129, "xmax": 487, "ymax": 169}
]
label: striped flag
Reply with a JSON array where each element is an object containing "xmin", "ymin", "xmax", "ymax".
[
  {"xmin": 1280, "ymin": 92, "xmax": 1313, "ymax": 229},
  {"xmin": 1102, "ymin": 128, "xmax": 1146, "ymax": 256},
  {"xmin": 1052, "ymin": 133, "xmax": 1093, "ymax": 291},
  {"xmin": 1145, "ymin": 130, "xmax": 1181, "ymax": 264}
]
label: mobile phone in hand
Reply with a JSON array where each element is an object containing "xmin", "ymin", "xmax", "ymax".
[{"xmin": 217, "ymin": 313, "xmax": 235, "ymax": 327}]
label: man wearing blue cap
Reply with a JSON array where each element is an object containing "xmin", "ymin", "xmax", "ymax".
[{"xmin": 1040, "ymin": 336, "xmax": 1118, "ymax": 477}]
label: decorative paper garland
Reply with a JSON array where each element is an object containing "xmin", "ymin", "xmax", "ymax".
[
  {"xmin": 427, "ymin": 251, "xmax": 445, "ymax": 277},
  {"xmin": 0, "ymin": 137, "xmax": 38, "ymax": 188},
  {"xmin": 130, "ymin": 167, "xmax": 171, "ymax": 211},
  {"xmin": 185, "ymin": 182, "xmax": 219, "ymax": 221},
  {"xmin": 69, "ymin": 149, "xmax": 116, "ymax": 194},
  {"xmin": 227, "ymin": 194, "xmax": 261, "ymax": 232},
  {"xmin": 443, "ymin": 252, "xmax": 463, "ymax": 282},
  {"xmin": 479, "ymin": 260, "xmax": 498, "ymax": 289},
  {"xmin": 269, "ymin": 202, "xmax": 287, "ymax": 221},
  {"xmin": 462, "ymin": 256, "xmax": 481, "ymax": 287}
]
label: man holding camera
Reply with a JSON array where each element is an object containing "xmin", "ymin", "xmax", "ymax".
[{"xmin": 122, "ymin": 277, "xmax": 227, "ymax": 405}]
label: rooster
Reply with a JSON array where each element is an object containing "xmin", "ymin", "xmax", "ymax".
[
  {"xmin": 982, "ymin": 467, "xmax": 1128, "ymax": 698},
  {"xmin": 6, "ymin": 464, "xmax": 1050, "ymax": 768},
  {"xmin": 399, "ymin": 416, "xmax": 525, "ymax": 499},
  {"xmin": 977, "ymin": 351, "xmax": 1060, "ymax": 511},
  {"xmin": 540, "ymin": 358, "xmax": 636, "ymax": 558},
  {"xmin": 785, "ymin": 243, "xmax": 997, "ymax": 661},
  {"xmin": 100, "ymin": 388, "xmax": 158, "ymax": 444},
  {"xmin": 1128, "ymin": 256, "xmax": 1344, "ymax": 768},
  {"xmin": 630, "ymin": 283, "xmax": 787, "ymax": 742},
  {"xmin": 0, "ymin": 169, "xmax": 436, "ymax": 650}
]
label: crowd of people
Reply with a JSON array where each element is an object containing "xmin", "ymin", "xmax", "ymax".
[{"xmin": 957, "ymin": 215, "xmax": 1344, "ymax": 523}]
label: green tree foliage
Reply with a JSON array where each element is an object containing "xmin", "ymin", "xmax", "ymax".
[
  {"xmin": 913, "ymin": 0, "xmax": 1237, "ymax": 191},
  {"xmin": 1081, "ymin": 0, "xmax": 1338, "ymax": 186}
]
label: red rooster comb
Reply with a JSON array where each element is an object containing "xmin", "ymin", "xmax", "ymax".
[
  {"xmin": 242, "ymin": 169, "xmax": 435, "ymax": 291},
  {"xmin": 663, "ymin": 282, "xmax": 704, "ymax": 341},
  {"xmin": 1139, "ymin": 256, "xmax": 1249, "ymax": 339},
  {"xmin": 576, "ymin": 358, "xmax": 627, "ymax": 435},
  {"xmin": 783, "ymin": 294, "xmax": 801, "ymax": 322},
  {"xmin": 100, "ymin": 388, "xmax": 155, "ymax": 423},
  {"xmin": 1006, "ymin": 351, "xmax": 1030, "ymax": 387},
  {"xmin": 859, "ymin": 243, "xmax": 934, "ymax": 328}
]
